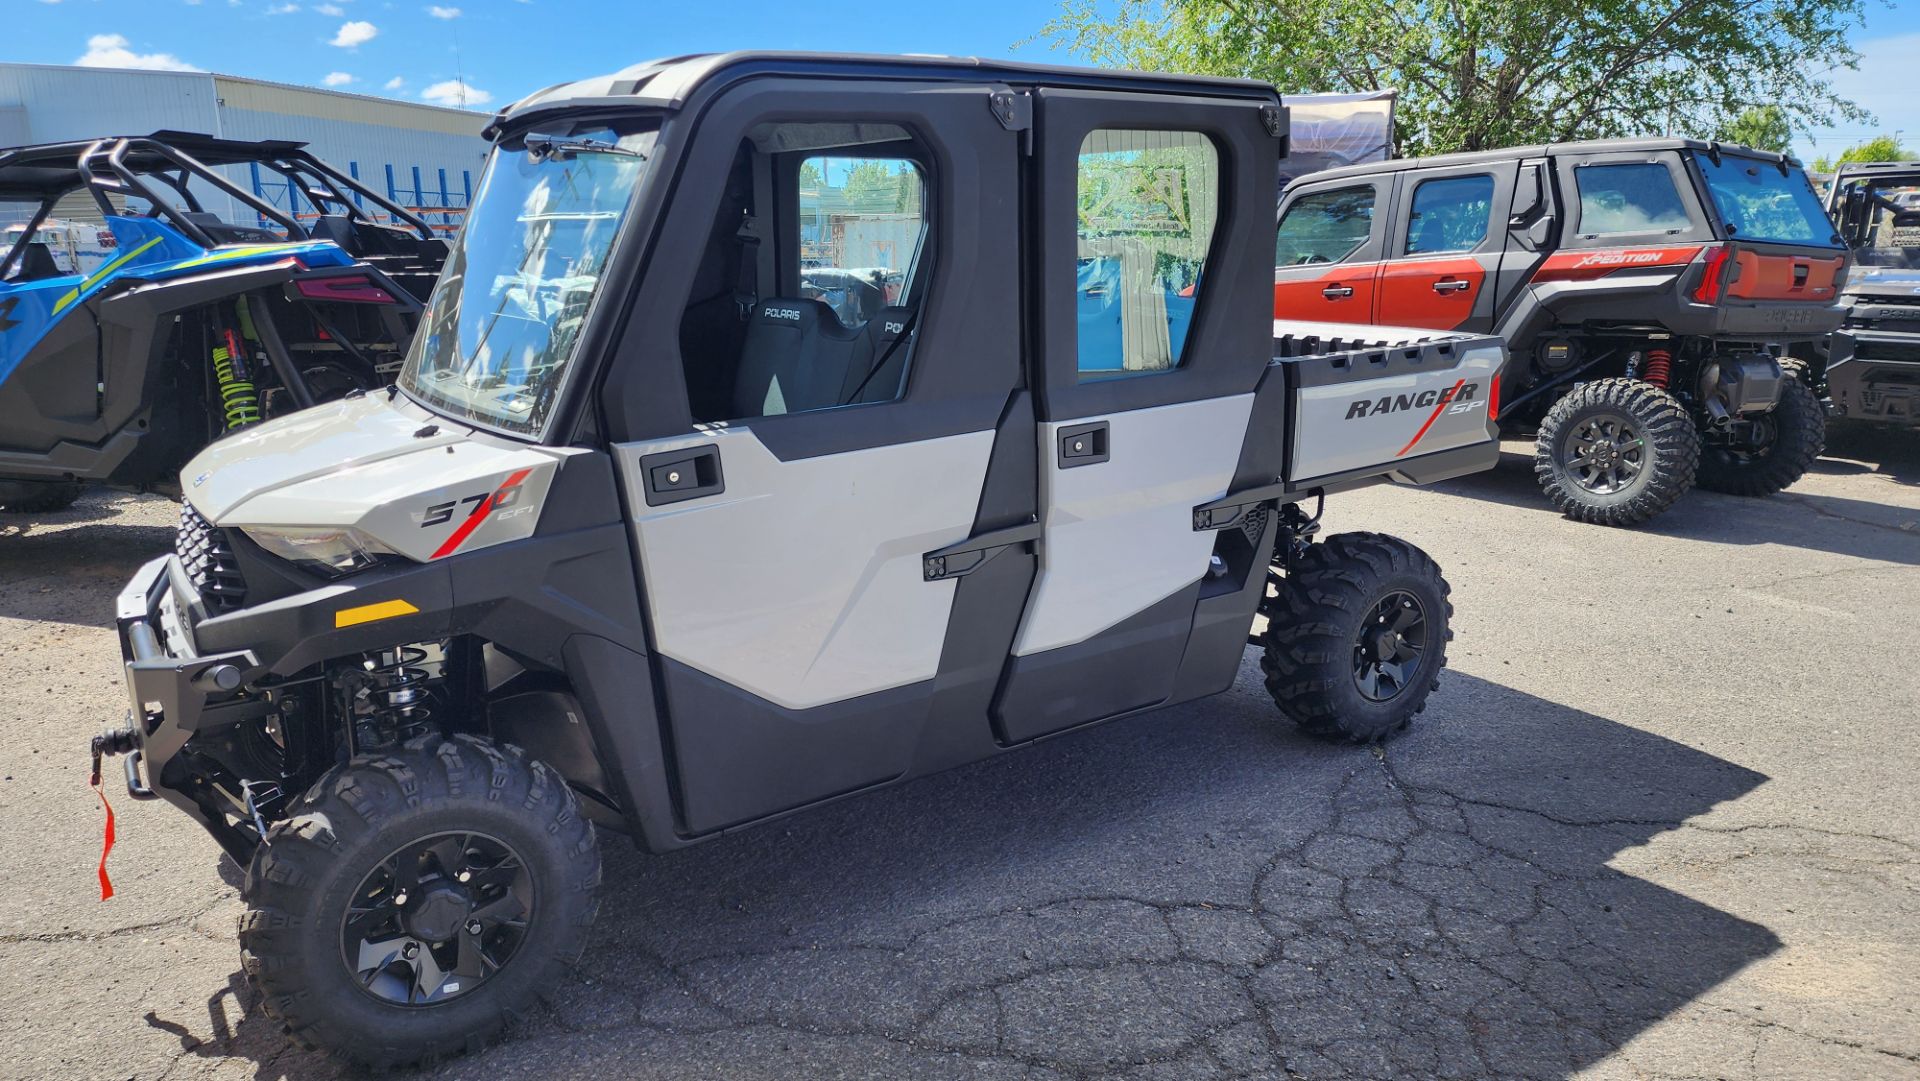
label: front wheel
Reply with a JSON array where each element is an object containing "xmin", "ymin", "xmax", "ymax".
[
  {"xmin": 1533, "ymin": 378, "xmax": 1699, "ymax": 527},
  {"xmin": 1260, "ymin": 532, "xmax": 1453, "ymax": 743},
  {"xmin": 239, "ymin": 735, "xmax": 601, "ymax": 1069},
  {"xmin": 1696, "ymin": 358, "xmax": 1825, "ymax": 496}
]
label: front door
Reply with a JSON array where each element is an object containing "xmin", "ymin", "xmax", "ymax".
[
  {"xmin": 1376, "ymin": 161, "xmax": 1518, "ymax": 330},
  {"xmin": 1272, "ymin": 177, "xmax": 1390, "ymax": 325},
  {"xmin": 606, "ymin": 78, "xmax": 1027, "ymax": 834},
  {"xmin": 994, "ymin": 89, "xmax": 1280, "ymax": 742}
]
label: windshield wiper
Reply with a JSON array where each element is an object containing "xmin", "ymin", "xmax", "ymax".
[{"xmin": 524, "ymin": 134, "xmax": 647, "ymax": 162}]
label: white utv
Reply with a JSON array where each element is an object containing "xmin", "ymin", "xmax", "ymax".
[{"xmin": 97, "ymin": 53, "xmax": 1504, "ymax": 1067}]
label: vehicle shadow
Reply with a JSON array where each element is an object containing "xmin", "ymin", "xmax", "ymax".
[
  {"xmin": 1815, "ymin": 423, "xmax": 1920, "ymax": 487},
  {"xmin": 0, "ymin": 492, "xmax": 173, "ymax": 629},
  {"xmin": 113, "ymin": 670, "xmax": 1761, "ymax": 1080},
  {"xmin": 1432, "ymin": 446, "xmax": 1920, "ymax": 567}
]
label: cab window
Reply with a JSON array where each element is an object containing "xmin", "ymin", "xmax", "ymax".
[
  {"xmin": 1574, "ymin": 163, "xmax": 1691, "ymax": 236},
  {"xmin": 1074, "ymin": 128, "xmax": 1221, "ymax": 378},
  {"xmin": 1276, "ymin": 186, "xmax": 1375, "ymax": 266},
  {"xmin": 798, "ymin": 155, "xmax": 926, "ymax": 328},
  {"xmin": 676, "ymin": 122, "xmax": 932, "ymax": 422},
  {"xmin": 1405, "ymin": 174, "xmax": 1494, "ymax": 255}
]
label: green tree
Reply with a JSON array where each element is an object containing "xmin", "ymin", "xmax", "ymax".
[
  {"xmin": 1719, "ymin": 105, "xmax": 1793, "ymax": 154},
  {"xmin": 1035, "ymin": 0, "xmax": 1872, "ymax": 156},
  {"xmin": 1811, "ymin": 134, "xmax": 1916, "ymax": 173}
]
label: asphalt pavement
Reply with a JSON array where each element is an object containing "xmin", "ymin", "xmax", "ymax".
[{"xmin": 1, "ymin": 430, "xmax": 1916, "ymax": 1081}]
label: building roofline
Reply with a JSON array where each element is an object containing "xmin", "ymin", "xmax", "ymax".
[{"xmin": 0, "ymin": 61, "xmax": 489, "ymax": 120}]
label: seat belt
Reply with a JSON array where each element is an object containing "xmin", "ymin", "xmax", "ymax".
[{"xmin": 732, "ymin": 213, "xmax": 760, "ymax": 322}]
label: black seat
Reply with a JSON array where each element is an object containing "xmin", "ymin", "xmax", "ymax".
[
  {"xmin": 12, "ymin": 242, "xmax": 63, "ymax": 282},
  {"xmin": 179, "ymin": 211, "xmax": 281, "ymax": 246},
  {"xmin": 730, "ymin": 298, "xmax": 874, "ymax": 418},
  {"xmin": 841, "ymin": 305, "xmax": 915, "ymax": 404}
]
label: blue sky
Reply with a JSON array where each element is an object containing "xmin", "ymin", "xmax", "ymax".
[{"xmin": 7, "ymin": 0, "xmax": 1918, "ymax": 162}]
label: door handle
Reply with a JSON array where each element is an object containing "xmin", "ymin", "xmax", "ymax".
[
  {"xmin": 639, "ymin": 444, "xmax": 724, "ymax": 506},
  {"xmin": 1321, "ymin": 284, "xmax": 1355, "ymax": 299},
  {"xmin": 1432, "ymin": 279, "xmax": 1472, "ymax": 295},
  {"xmin": 1057, "ymin": 420, "xmax": 1109, "ymax": 468}
]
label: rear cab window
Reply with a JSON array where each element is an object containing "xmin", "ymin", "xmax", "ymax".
[
  {"xmin": 1074, "ymin": 128, "xmax": 1221, "ymax": 378},
  {"xmin": 1276, "ymin": 186, "xmax": 1375, "ymax": 266},
  {"xmin": 1404, "ymin": 174, "xmax": 1494, "ymax": 254},
  {"xmin": 1693, "ymin": 154, "xmax": 1839, "ymax": 247}
]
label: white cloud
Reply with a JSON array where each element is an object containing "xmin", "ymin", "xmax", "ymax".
[
  {"xmin": 421, "ymin": 78, "xmax": 491, "ymax": 107},
  {"xmin": 322, "ymin": 71, "xmax": 354, "ymax": 86},
  {"xmin": 328, "ymin": 19, "xmax": 377, "ymax": 48},
  {"xmin": 75, "ymin": 33, "xmax": 202, "ymax": 72},
  {"xmin": 383, "ymin": 75, "xmax": 406, "ymax": 90},
  {"xmin": 267, "ymin": 2, "xmax": 301, "ymax": 13},
  {"xmin": 427, "ymin": 5, "xmax": 461, "ymax": 18},
  {"xmin": 1799, "ymin": 33, "xmax": 1920, "ymax": 164},
  {"xmin": 314, "ymin": 2, "xmax": 343, "ymax": 12}
]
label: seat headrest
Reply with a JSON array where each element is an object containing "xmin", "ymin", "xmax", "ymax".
[{"xmin": 868, "ymin": 306, "xmax": 914, "ymax": 344}]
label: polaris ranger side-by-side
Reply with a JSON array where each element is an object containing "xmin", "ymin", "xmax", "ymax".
[
  {"xmin": 93, "ymin": 54, "xmax": 1504, "ymax": 1067},
  {"xmin": 1273, "ymin": 139, "xmax": 1848, "ymax": 525},
  {"xmin": 0, "ymin": 132, "xmax": 448, "ymax": 511},
  {"xmin": 1818, "ymin": 160, "xmax": 1920, "ymax": 426}
]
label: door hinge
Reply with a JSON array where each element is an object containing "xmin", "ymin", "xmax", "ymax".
[
  {"xmin": 991, "ymin": 89, "xmax": 1032, "ymax": 133},
  {"xmin": 1260, "ymin": 103, "xmax": 1287, "ymax": 140}
]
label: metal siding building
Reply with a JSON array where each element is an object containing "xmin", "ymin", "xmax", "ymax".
[{"xmin": 0, "ymin": 62, "xmax": 488, "ymax": 229}]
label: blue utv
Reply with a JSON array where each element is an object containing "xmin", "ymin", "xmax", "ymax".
[{"xmin": 0, "ymin": 131, "xmax": 449, "ymax": 511}]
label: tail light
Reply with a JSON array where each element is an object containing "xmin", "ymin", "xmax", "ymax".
[
  {"xmin": 295, "ymin": 274, "xmax": 397, "ymax": 305},
  {"xmin": 1693, "ymin": 245, "xmax": 1732, "ymax": 304}
]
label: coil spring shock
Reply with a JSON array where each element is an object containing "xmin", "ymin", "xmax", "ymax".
[
  {"xmin": 1641, "ymin": 348, "xmax": 1673, "ymax": 391},
  {"xmin": 353, "ymin": 646, "xmax": 435, "ymax": 749},
  {"xmin": 212, "ymin": 326, "xmax": 261, "ymax": 431}
]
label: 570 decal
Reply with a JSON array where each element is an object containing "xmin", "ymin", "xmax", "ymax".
[{"xmin": 419, "ymin": 468, "xmax": 534, "ymax": 560}]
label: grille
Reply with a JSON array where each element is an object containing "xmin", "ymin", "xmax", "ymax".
[{"xmin": 176, "ymin": 502, "xmax": 248, "ymax": 614}]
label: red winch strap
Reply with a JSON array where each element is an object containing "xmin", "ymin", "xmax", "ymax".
[{"xmin": 92, "ymin": 778, "xmax": 116, "ymax": 901}]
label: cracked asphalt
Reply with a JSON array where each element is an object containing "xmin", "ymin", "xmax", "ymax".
[{"xmin": 1, "ymin": 428, "xmax": 1916, "ymax": 1081}]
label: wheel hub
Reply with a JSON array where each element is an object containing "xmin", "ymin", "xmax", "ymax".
[
  {"xmin": 339, "ymin": 831, "xmax": 533, "ymax": 1007},
  {"xmin": 401, "ymin": 884, "xmax": 472, "ymax": 943},
  {"xmin": 1353, "ymin": 591, "xmax": 1427, "ymax": 702},
  {"xmin": 1567, "ymin": 415, "xmax": 1646, "ymax": 494}
]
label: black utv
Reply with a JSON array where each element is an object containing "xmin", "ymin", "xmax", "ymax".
[
  {"xmin": 1274, "ymin": 138, "xmax": 1849, "ymax": 525},
  {"xmin": 1818, "ymin": 160, "xmax": 1920, "ymax": 426},
  {"xmin": 93, "ymin": 53, "xmax": 1509, "ymax": 1067},
  {"xmin": 0, "ymin": 131, "xmax": 447, "ymax": 512}
]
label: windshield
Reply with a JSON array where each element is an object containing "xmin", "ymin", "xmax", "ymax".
[
  {"xmin": 400, "ymin": 122, "xmax": 656, "ymax": 436},
  {"xmin": 1835, "ymin": 176, "xmax": 1920, "ymax": 267},
  {"xmin": 1694, "ymin": 154, "xmax": 1837, "ymax": 247}
]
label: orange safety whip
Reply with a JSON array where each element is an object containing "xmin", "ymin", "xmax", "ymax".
[{"xmin": 87, "ymin": 730, "xmax": 133, "ymax": 900}]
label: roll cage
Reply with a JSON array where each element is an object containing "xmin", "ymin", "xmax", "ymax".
[{"xmin": 0, "ymin": 130, "xmax": 440, "ymax": 277}]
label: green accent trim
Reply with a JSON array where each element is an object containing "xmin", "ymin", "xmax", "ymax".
[{"xmin": 51, "ymin": 236, "xmax": 164, "ymax": 315}]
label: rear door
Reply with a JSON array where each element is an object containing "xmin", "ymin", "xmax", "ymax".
[
  {"xmin": 1376, "ymin": 160, "xmax": 1517, "ymax": 330},
  {"xmin": 1272, "ymin": 177, "xmax": 1389, "ymax": 324},
  {"xmin": 995, "ymin": 89, "xmax": 1279, "ymax": 742}
]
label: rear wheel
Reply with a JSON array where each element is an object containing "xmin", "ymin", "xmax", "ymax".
[
  {"xmin": 1697, "ymin": 358, "xmax": 1825, "ymax": 496},
  {"xmin": 1260, "ymin": 532, "xmax": 1453, "ymax": 743},
  {"xmin": 1534, "ymin": 378, "xmax": 1698, "ymax": 527},
  {"xmin": 0, "ymin": 480, "xmax": 83, "ymax": 514},
  {"xmin": 239, "ymin": 735, "xmax": 600, "ymax": 1069}
]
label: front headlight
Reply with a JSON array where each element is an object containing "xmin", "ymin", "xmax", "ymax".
[{"xmin": 239, "ymin": 525, "xmax": 399, "ymax": 577}]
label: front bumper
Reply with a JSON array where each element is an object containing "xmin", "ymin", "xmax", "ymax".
[
  {"xmin": 1826, "ymin": 329, "xmax": 1920, "ymax": 426},
  {"xmin": 113, "ymin": 555, "xmax": 267, "ymax": 857}
]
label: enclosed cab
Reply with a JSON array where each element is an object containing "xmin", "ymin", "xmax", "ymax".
[
  {"xmin": 93, "ymin": 53, "xmax": 1503, "ymax": 1067},
  {"xmin": 1820, "ymin": 161, "xmax": 1920, "ymax": 425},
  {"xmin": 1274, "ymin": 138, "xmax": 1847, "ymax": 525}
]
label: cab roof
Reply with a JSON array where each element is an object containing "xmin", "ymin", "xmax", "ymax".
[
  {"xmin": 1291, "ymin": 136, "xmax": 1799, "ymax": 187},
  {"xmin": 490, "ymin": 51, "xmax": 1281, "ymax": 138}
]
